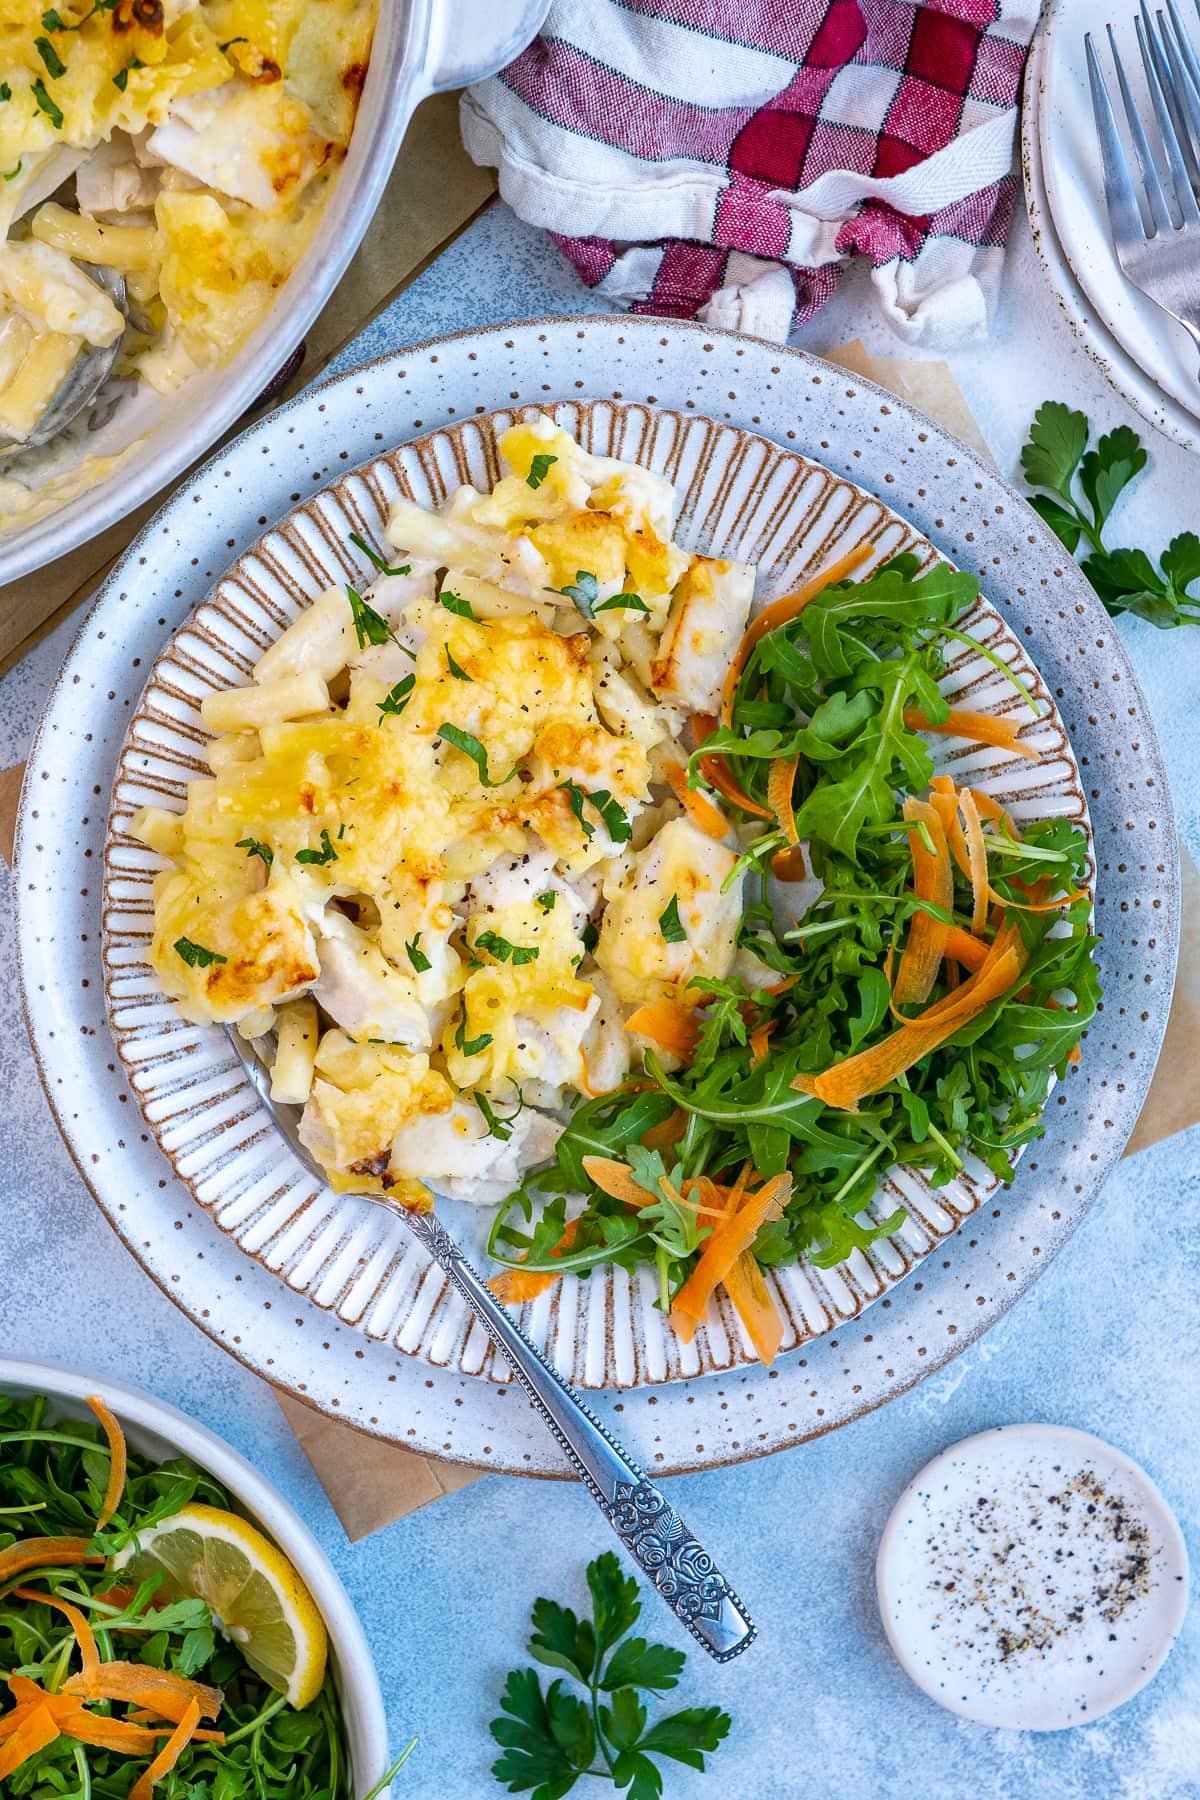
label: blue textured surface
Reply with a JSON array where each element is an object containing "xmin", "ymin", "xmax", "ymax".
[{"xmin": 2, "ymin": 200, "xmax": 1198, "ymax": 1799}]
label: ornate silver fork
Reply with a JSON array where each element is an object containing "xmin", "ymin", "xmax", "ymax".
[
  {"xmin": 1086, "ymin": 0, "xmax": 1200, "ymax": 363},
  {"xmin": 225, "ymin": 1026, "xmax": 756, "ymax": 1662}
]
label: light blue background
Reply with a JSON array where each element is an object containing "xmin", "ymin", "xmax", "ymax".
[{"xmin": 2, "ymin": 200, "xmax": 1198, "ymax": 1800}]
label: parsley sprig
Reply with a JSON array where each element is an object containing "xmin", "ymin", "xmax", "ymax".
[
  {"xmin": 1020, "ymin": 401, "xmax": 1200, "ymax": 627},
  {"xmin": 490, "ymin": 1553, "xmax": 731, "ymax": 1799}
]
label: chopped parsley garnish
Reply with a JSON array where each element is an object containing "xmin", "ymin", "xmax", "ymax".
[
  {"xmin": 34, "ymin": 36, "xmax": 66, "ymax": 77},
  {"xmin": 526, "ymin": 453, "xmax": 558, "ymax": 490},
  {"xmin": 475, "ymin": 930, "xmax": 539, "ymax": 966},
  {"xmin": 559, "ymin": 779, "xmax": 631, "ymax": 844},
  {"xmin": 595, "ymin": 591, "xmax": 649, "ymax": 613},
  {"xmin": 294, "ymin": 828, "xmax": 338, "ymax": 866},
  {"xmin": 438, "ymin": 722, "xmax": 517, "ymax": 788},
  {"xmin": 581, "ymin": 920, "xmax": 599, "ymax": 954},
  {"xmin": 536, "ymin": 890, "xmax": 556, "ymax": 912},
  {"xmin": 405, "ymin": 933, "xmax": 431, "ymax": 973},
  {"xmin": 658, "ymin": 894, "xmax": 687, "ymax": 943},
  {"xmin": 236, "ymin": 836, "xmax": 273, "ymax": 870},
  {"xmin": 219, "ymin": 34, "xmax": 249, "ymax": 51},
  {"xmin": 376, "ymin": 674, "xmax": 415, "ymax": 723},
  {"xmin": 473, "ymin": 1086, "xmax": 524, "ymax": 1142},
  {"xmin": 2, "ymin": 161, "xmax": 21, "ymax": 181},
  {"xmin": 349, "ymin": 530, "xmax": 409, "ymax": 577},
  {"xmin": 174, "ymin": 936, "xmax": 226, "ymax": 969},
  {"xmin": 43, "ymin": 0, "xmax": 117, "ymax": 27},
  {"xmin": 112, "ymin": 58, "xmax": 142, "ymax": 90},
  {"xmin": 553, "ymin": 569, "xmax": 599, "ymax": 619},
  {"xmin": 346, "ymin": 582, "xmax": 400, "ymax": 651},
  {"xmin": 438, "ymin": 590, "xmax": 476, "ymax": 619},
  {"xmin": 31, "ymin": 79, "xmax": 63, "ymax": 128},
  {"xmin": 445, "ymin": 645, "xmax": 472, "ymax": 681},
  {"xmin": 455, "ymin": 1010, "xmax": 493, "ymax": 1059},
  {"xmin": 0, "ymin": 84, "xmax": 10, "ymax": 102}
]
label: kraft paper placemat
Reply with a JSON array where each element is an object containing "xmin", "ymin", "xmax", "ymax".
[
  {"xmin": 0, "ymin": 90, "xmax": 497, "ymax": 677},
  {"xmin": 4, "ymin": 346, "xmax": 1197, "ymax": 1540}
]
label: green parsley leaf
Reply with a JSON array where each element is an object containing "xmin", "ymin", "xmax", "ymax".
[
  {"xmin": 112, "ymin": 58, "xmax": 142, "ymax": 90},
  {"xmin": 34, "ymin": 34, "xmax": 66, "ymax": 76},
  {"xmin": 41, "ymin": 8, "xmax": 64, "ymax": 27},
  {"xmin": 581, "ymin": 920, "xmax": 599, "ymax": 955},
  {"xmin": 438, "ymin": 589, "xmax": 476, "ymax": 619},
  {"xmin": 173, "ymin": 936, "xmax": 226, "ymax": 969},
  {"xmin": 438, "ymin": 722, "xmax": 517, "ymax": 787},
  {"xmin": 595, "ymin": 591, "xmax": 649, "ymax": 613},
  {"xmin": 473, "ymin": 1086, "xmax": 524, "ymax": 1142},
  {"xmin": 236, "ymin": 836, "xmax": 273, "ymax": 869},
  {"xmin": 475, "ymin": 929, "xmax": 539, "ymax": 966},
  {"xmin": 560, "ymin": 777, "xmax": 593, "ymax": 838},
  {"xmin": 445, "ymin": 645, "xmax": 472, "ymax": 680},
  {"xmin": 526, "ymin": 452, "xmax": 558, "ymax": 489},
  {"xmin": 454, "ymin": 1009, "xmax": 493, "ymax": 1059},
  {"xmin": 2, "ymin": 160, "xmax": 21, "ymax": 180},
  {"xmin": 349, "ymin": 530, "xmax": 409, "ymax": 577},
  {"xmin": 31, "ymin": 78, "xmax": 63, "ymax": 127},
  {"xmin": 405, "ymin": 933, "xmax": 431, "ymax": 973},
  {"xmin": 553, "ymin": 569, "xmax": 600, "ymax": 619},
  {"xmin": 219, "ymin": 34, "xmax": 249, "ymax": 50},
  {"xmin": 0, "ymin": 83, "xmax": 10, "ymax": 102},
  {"xmin": 294, "ymin": 828, "xmax": 338, "ymax": 866},
  {"xmin": 536, "ymin": 890, "xmax": 557, "ymax": 912},
  {"xmin": 346, "ymin": 582, "xmax": 400, "ymax": 650},
  {"xmin": 558, "ymin": 779, "xmax": 631, "ymax": 844},
  {"xmin": 657, "ymin": 895, "xmax": 686, "ymax": 943},
  {"xmin": 376, "ymin": 674, "xmax": 415, "ymax": 723}
]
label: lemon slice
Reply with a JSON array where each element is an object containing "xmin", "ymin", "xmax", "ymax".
[{"xmin": 112, "ymin": 1502, "xmax": 328, "ymax": 1708}]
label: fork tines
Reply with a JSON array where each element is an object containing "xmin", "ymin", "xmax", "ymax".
[{"xmin": 1087, "ymin": 0, "xmax": 1200, "ymax": 240}]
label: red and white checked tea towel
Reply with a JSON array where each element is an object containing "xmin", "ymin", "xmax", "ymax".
[{"xmin": 462, "ymin": 0, "xmax": 1037, "ymax": 347}]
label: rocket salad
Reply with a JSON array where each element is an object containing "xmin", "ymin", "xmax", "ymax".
[{"xmin": 487, "ymin": 553, "xmax": 1100, "ymax": 1363}]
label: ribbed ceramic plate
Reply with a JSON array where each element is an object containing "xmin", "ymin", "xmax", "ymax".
[{"xmin": 101, "ymin": 400, "xmax": 1088, "ymax": 1390}]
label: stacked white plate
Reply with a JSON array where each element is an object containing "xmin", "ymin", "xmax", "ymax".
[{"xmin": 1024, "ymin": 0, "xmax": 1200, "ymax": 450}]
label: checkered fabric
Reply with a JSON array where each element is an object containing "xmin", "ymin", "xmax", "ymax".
[{"xmin": 461, "ymin": 0, "xmax": 1038, "ymax": 347}]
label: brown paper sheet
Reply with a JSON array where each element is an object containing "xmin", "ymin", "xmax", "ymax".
[
  {"xmin": 1, "ymin": 339, "xmax": 1194, "ymax": 1538},
  {"xmin": 0, "ymin": 91, "xmax": 496, "ymax": 677}
]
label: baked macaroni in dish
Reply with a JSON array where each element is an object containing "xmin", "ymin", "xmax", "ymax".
[
  {"xmin": 0, "ymin": 0, "xmax": 374, "ymax": 482},
  {"xmin": 131, "ymin": 416, "xmax": 760, "ymax": 1207}
]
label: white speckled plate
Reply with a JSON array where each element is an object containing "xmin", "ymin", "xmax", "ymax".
[
  {"xmin": 99, "ymin": 400, "xmax": 1088, "ymax": 1392},
  {"xmin": 16, "ymin": 316, "xmax": 1178, "ymax": 1473},
  {"xmin": 1024, "ymin": 0, "xmax": 1200, "ymax": 450},
  {"xmin": 877, "ymin": 1424, "xmax": 1189, "ymax": 1730}
]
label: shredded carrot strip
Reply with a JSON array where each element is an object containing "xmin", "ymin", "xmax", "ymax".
[
  {"xmin": 931, "ymin": 781, "xmax": 1084, "ymax": 916},
  {"xmin": 0, "ymin": 1537, "xmax": 101, "ymax": 1585},
  {"xmin": 748, "ymin": 1021, "xmax": 774, "ymax": 1067},
  {"xmin": 13, "ymin": 1589, "xmax": 99, "ymax": 1683},
  {"xmin": 488, "ymin": 1218, "xmax": 580, "ymax": 1305},
  {"xmin": 641, "ymin": 1106, "xmax": 687, "ymax": 1154},
  {"xmin": 943, "ymin": 926, "xmax": 990, "ymax": 971},
  {"xmin": 771, "ymin": 844, "xmax": 808, "ymax": 881},
  {"xmin": 720, "ymin": 543, "xmax": 874, "ymax": 725},
  {"xmin": 768, "ymin": 755, "xmax": 800, "ymax": 844},
  {"xmin": 664, "ymin": 761, "xmax": 728, "ymax": 839},
  {"xmin": 893, "ymin": 797, "xmax": 952, "ymax": 1006},
  {"xmin": 669, "ymin": 1174, "xmax": 791, "ymax": 1343},
  {"xmin": 64, "ymin": 1664, "xmax": 223, "ymax": 1723},
  {"xmin": 48, "ymin": 1701, "xmax": 167, "ymax": 1756},
  {"xmin": 581, "ymin": 1157, "xmax": 651, "ymax": 1208},
  {"xmin": 87, "ymin": 1395, "xmax": 127, "ymax": 1533},
  {"xmin": 688, "ymin": 709, "xmax": 774, "ymax": 821},
  {"xmin": 0, "ymin": 1702, "xmax": 59, "ymax": 1777},
  {"xmin": 904, "ymin": 706, "xmax": 1040, "ymax": 761},
  {"xmin": 969, "ymin": 786, "xmax": 1018, "ymax": 833},
  {"xmin": 959, "ymin": 788, "xmax": 990, "ymax": 936},
  {"xmin": 722, "ymin": 1251, "xmax": 784, "ymax": 1368},
  {"xmin": 129, "ymin": 1698, "xmax": 201, "ymax": 1800},
  {"xmin": 796, "ymin": 934, "xmax": 1026, "ymax": 1111},
  {"xmin": 624, "ymin": 1000, "xmax": 701, "ymax": 1059}
]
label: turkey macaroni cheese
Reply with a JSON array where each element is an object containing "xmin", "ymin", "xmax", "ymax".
[{"xmin": 131, "ymin": 416, "xmax": 760, "ymax": 1208}]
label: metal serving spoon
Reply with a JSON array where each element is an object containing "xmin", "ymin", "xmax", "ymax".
[
  {"xmin": 226, "ymin": 1025, "xmax": 756, "ymax": 1662},
  {"xmin": 0, "ymin": 263, "xmax": 127, "ymax": 459}
]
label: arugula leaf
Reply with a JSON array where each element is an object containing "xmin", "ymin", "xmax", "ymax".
[
  {"xmin": 173, "ymin": 936, "xmax": 226, "ymax": 969},
  {"xmin": 657, "ymin": 895, "xmax": 686, "ymax": 943},
  {"xmin": 554, "ymin": 570, "xmax": 600, "ymax": 619},
  {"xmin": 236, "ymin": 835, "xmax": 273, "ymax": 869},
  {"xmin": 527, "ymin": 453, "xmax": 558, "ymax": 489},
  {"xmin": 490, "ymin": 1556, "xmax": 732, "ymax": 1797},
  {"xmin": 349, "ymin": 530, "xmax": 410, "ymax": 577}
]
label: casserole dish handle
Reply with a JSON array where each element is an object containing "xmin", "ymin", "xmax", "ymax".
[{"xmin": 419, "ymin": 0, "xmax": 552, "ymax": 94}]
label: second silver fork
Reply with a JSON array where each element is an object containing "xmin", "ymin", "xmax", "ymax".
[{"xmin": 1087, "ymin": 0, "xmax": 1200, "ymax": 363}]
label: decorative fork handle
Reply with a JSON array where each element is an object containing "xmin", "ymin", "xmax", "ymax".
[{"xmin": 396, "ymin": 1206, "xmax": 756, "ymax": 1663}]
